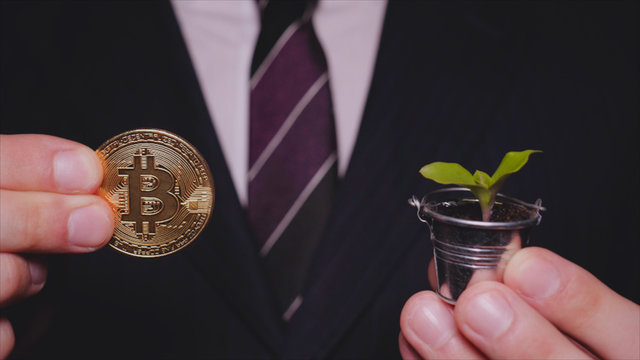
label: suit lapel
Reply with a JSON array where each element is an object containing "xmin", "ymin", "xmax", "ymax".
[
  {"xmin": 283, "ymin": 3, "xmax": 437, "ymax": 356},
  {"xmin": 282, "ymin": 0, "xmax": 523, "ymax": 354},
  {"xmin": 155, "ymin": 2, "xmax": 284, "ymax": 352},
  {"xmin": 183, "ymin": 108, "xmax": 284, "ymax": 352}
]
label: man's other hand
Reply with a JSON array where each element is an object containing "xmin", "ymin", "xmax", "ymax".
[{"xmin": 399, "ymin": 247, "xmax": 640, "ymax": 359}]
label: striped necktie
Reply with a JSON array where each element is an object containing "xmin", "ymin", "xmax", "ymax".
[{"xmin": 248, "ymin": 0, "xmax": 337, "ymax": 322}]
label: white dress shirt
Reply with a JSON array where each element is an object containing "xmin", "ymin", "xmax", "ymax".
[{"xmin": 172, "ymin": 0, "xmax": 387, "ymax": 206}]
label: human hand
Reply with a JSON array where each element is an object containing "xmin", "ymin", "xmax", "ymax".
[
  {"xmin": 0, "ymin": 134, "xmax": 114, "ymax": 359},
  {"xmin": 399, "ymin": 247, "xmax": 640, "ymax": 359}
]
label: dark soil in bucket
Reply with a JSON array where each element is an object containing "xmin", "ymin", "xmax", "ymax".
[{"xmin": 433, "ymin": 200, "xmax": 533, "ymax": 222}]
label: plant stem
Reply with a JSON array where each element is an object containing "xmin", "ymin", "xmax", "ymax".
[{"xmin": 480, "ymin": 202, "xmax": 492, "ymax": 222}]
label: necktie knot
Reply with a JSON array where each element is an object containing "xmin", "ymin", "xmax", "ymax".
[{"xmin": 251, "ymin": 0, "xmax": 317, "ymax": 75}]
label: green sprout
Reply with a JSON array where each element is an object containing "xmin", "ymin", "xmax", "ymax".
[{"xmin": 419, "ymin": 150, "xmax": 541, "ymax": 221}]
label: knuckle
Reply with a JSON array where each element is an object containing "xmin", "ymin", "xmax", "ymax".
[
  {"xmin": 0, "ymin": 254, "xmax": 30, "ymax": 304},
  {"xmin": 1, "ymin": 192, "xmax": 66, "ymax": 252},
  {"xmin": 404, "ymin": 290, "xmax": 436, "ymax": 311},
  {"xmin": 559, "ymin": 270, "xmax": 604, "ymax": 331},
  {"xmin": 0, "ymin": 318, "xmax": 16, "ymax": 360},
  {"xmin": 513, "ymin": 246, "xmax": 548, "ymax": 263},
  {"xmin": 8, "ymin": 207, "xmax": 42, "ymax": 253},
  {"xmin": 23, "ymin": 199, "xmax": 52, "ymax": 250}
]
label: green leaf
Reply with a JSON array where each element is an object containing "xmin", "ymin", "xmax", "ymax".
[
  {"xmin": 490, "ymin": 150, "xmax": 542, "ymax": 186},
  {"xmin": 418, "ymin": 150, "xmax": 542, "ymax": 222},
  {"xmin": 419, "ymin": 162, "xmax": 476, "ymax": 187},
  {"xmin": 472, "ymin": 170, "xmax": 492, "ymax": 188}
]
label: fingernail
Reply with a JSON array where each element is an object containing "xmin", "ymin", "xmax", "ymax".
[
  {"xmin": 28, "ymin": 260, "xmax": 47, "ymax": 286},
  {"xmin": 67, "ymin": 204, "xmax": 112, "ymax": 249},
  {"xmin": 54, "ymin": 149, "xmax": 99, "ymax": 193},
  {"xmin": 514, "ymin": 257, "xmax": 561, "ymax": 300},
  {"xmin": 406, "ymin": 295, "xmax": 456, "ymax": 349},
  {"xmin": 464, "ymin": 290, "xmax": 514, "ymax": 340}
]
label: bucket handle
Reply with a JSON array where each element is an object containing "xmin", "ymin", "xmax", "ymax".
[
  {"xmin": 409, "ymin": 196, "xmax": 433, "ymax": 228},
  {"xmin": 534, "ymin": 198, "xmax": 543, "ymax": 226}
]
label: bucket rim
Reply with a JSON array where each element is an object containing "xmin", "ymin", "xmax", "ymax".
[{"xmin": 415, "ymin": 187, "xmax": 544, "ymax": 230}]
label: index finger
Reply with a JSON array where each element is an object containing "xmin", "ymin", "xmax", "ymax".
[
  {"xmin": 0, "ymin": 190, "xmax": 113, "ymax": 253},
  {"xmin": 0, "ymin": 134, "xmax": 102, "ymax": 194}
]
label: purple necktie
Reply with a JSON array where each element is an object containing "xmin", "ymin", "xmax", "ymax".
[{"xmin": 248, "ymin": 2, "xmax": 337, "ymax": 321}]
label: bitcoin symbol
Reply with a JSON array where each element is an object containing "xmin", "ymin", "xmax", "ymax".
[{"xmin": 119, "ymin": 152, "xmax": 179, "ymax": 237}]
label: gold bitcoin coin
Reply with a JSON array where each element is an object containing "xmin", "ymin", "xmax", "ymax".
[{"xmin": 96, "ymin": 129, "xmax": 214, "ymax": 258}]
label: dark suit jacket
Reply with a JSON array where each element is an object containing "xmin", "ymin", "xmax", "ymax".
[{"xmin": 2, "ymin": 1, "xmax": 638, "ymax": 358}]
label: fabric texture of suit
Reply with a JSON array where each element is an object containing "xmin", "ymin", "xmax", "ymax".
[{"xmin": 1, "ymin": 1, "xmax": 638, "ymax": 358}]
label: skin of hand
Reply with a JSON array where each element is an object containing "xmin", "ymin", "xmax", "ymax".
[
  {"xmin": 0, "ymin": 134, "xmax": 114, "ymax": 359},
  {"xmin": 399, "ymin": 247, "xmax": 640, "ymax": 359}
]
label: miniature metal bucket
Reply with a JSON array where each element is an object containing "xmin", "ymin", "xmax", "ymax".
[{"xmin": 410, "ymin": 188, "xmax": 543, "ymax": 304}]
